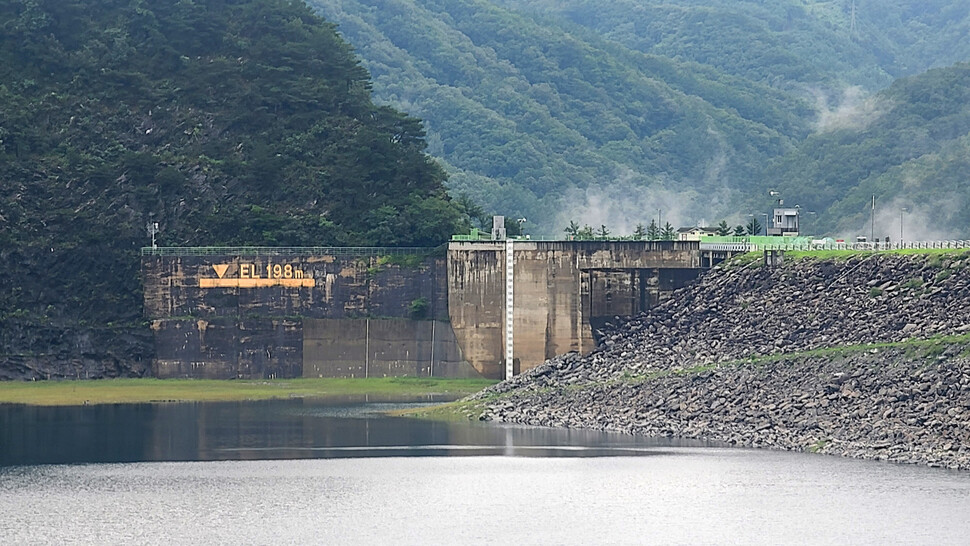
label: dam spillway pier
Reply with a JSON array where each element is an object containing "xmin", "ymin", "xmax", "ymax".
[
  {"xmin": 142, "ymin": 241, "xmax": 706, "ymax": 380},
  {"xmin": 447, "ymin": 240, "xmax": 704, "ymax": 378}
]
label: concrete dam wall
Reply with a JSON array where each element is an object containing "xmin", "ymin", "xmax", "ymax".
[
  {"xmin": 142, "ymin": 249, "xmax": 475, "ymax": 379},
  {"xmin": 142, "ymin": 242, "xmax": 704, "ymax": 379}
]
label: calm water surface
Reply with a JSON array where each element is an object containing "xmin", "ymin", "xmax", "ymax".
[{"xmin": 1, "ymin": 397, "xmax": 969, "ymax": 544}]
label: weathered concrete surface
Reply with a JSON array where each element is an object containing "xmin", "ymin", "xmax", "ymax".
[
  {"xmin": 143, "ymin": 254, "xmax": 447, "ymax": 321},
  {"xmin": 303, "ymin": 318, "xmax": 478, "ymax": 378},
  {"xmin": 145, "ymin": 242, "xmax": 707, "ymax": 380},
  {"xmin": 448, "ymin": 241, "xmax": 703, "ymax": 377},
  {"xmin": 447, "ymin": 243, "xmax": 506, "ymax": 378},
  {"xmin": 476, "ymin": 252, "xmax": 970, "ymax": 469},
  {"xmin": 152, "ymin": 318, "xmax": 302, "ymax": 379},
  {"xmin": 143, "ymin": 251, "xmax": 462, "ymax": 379}
]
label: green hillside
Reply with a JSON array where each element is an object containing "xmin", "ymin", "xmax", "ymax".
[
  {"xmin": 499, "ymin": 0, "xmax": 970, "ymax": 91},
  {"xmin": 310, "ymin": 0, "xmax": 813, "ymax": 234},
  {"xmin": 311, "ymin": 0, "xmax": 970, "ymax": 235},
  {"xmin": 0, "ymin": 0, "xmax": 468, "ymax": 373},
  {"xmin": 764, "ymin": 63, "xmax": 970, "ymax": 239}
]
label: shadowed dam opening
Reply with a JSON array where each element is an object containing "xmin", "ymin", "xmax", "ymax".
[{"xmin": 583, "ymin": 268, "xmax": 703, "ymax": 343}]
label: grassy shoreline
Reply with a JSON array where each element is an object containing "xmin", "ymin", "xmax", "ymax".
[{"xmin": 0, "ymin": 377, "xmax": 497, "ymax": 406}]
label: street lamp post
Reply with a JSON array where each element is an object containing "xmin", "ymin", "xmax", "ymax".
[
  {"xmin": 747, "ymin": 213, "xmax": 769, "ymax": 236},
  {"xmin": 805, "ymin": 211, "xmax": 817, "ymax": 236},
  {"xmin": 766, "ymin": 190, "xmax": 781, "ymax": 236},
  {"xmin": 146, "ymin": 220, "xmax": 159, "ymax": 249},
  {"xmin": 900, "ymin": 207, "xmax": 908, "ymax": 242},
  {"xmin": 870, "ymin": 195, "xmax": 875, "ymax": 243}
]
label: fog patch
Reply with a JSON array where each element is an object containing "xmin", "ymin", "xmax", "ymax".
[
  {"xmin": 813, "ymin": 86, "xmax": 888, "ymax": 133},
  {"xmin": 840, "ymin": 194, "xmax": 965, "ymax": 243},
  {"xmin": 553, "ymin": 169, "xmax": 732, "ymax": 237}
]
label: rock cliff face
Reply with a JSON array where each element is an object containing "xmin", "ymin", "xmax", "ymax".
[
  {"xmin": 0, "ymin": 322, "xmax": 151, "ymax": 381},
  {"xmin": 477, "ymin": 252, "xmax": 970, "ymax": 469}
]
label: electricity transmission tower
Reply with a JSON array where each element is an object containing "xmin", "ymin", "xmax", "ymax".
[{"xmin": 849, "ymin": 0, "xmax": 857, "ymax": 37}]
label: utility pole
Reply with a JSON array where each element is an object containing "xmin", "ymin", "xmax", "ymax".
[{"xmin": 870, "ymin": 195, "xmax": 875, "ymax": 243}]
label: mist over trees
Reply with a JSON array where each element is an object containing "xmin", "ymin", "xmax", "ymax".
[
  {"xmin": 311, "ymin": 0, "xmax": 970, "ymax": 238},
  {"xmin": 310, "ymin": 0, "xmax": 812, "ymax": 235}
]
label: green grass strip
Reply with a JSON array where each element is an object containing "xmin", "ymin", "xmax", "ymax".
[
  {"xmin": 617, "ymin": 332, "xmax": 970, "ymax": 385},
  {"xmin": 785, "ymin": 248, "xmax": 970, "ymax": 261},
  {"xmin": 724, "ymin": 247, "xmax": 970, "ymax": 266},
  {"xmin": 0, "ymin": 377, "xmax": 497, "ymax": 406}
]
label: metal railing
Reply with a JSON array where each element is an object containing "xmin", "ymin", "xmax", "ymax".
[
  {"xmin": 143, "ymin": 240, "xmax": 970, "ymax": 257},
  {"xmin": 141, "ymin": 246, "xmax": 438, "ymax": 257},
  {"xmin": 451, "ymin": 228, "xmax": 494, "ymax": 241},
  {"xmin": 700, "ymin": 240, "xmax": 970, "ymax": 252}
]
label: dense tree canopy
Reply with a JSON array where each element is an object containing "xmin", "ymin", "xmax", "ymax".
[
  {"xmin": 762, "ymin": 63, "xmax": 970, "ymax": 238},
  {"xmin": 312, "ymin": 0, "xmax": 970, "ymax": 236},
  {"xmin": 0, "ymin": 0, "xmax": 468, "ymax": 328},
  {"xmin": 311, "ymin": 0, "xmax": 813, "ymax": 234}
]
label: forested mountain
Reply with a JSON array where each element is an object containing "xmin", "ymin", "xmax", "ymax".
[
  {"xmin": 763, "ymin": 63, "xmax": 970, "ymax": 240},
  {"xmin": 0, "ymin": 0, "xmax": 467, "ymax": 371},
  {"xmin": 311, "ymin": 0, "xmax": 970, "ymax": 236},
  {"xmin": 498, "ymin": 0, "xmax": 970, "ymax": 91},
  {"xmin": 310, "ymin": 0, "xmax": 814, "ymax": 234}
]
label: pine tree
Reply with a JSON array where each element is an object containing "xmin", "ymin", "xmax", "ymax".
[
  {"xmin": 646, "ymin": 219, "xmax": 660, "ymax": 240},
  {"xmin": 633, "ymin": 223, "xmax": 646, "ymax": 240},
  {"xmin": 564, "ymin": 220, "xmax": 580, "ymax": 238},
  {"xmin": 746, "ymin": 217, "xmax": 763, "ymax": 235},
  {"xmin": 661, "ymin": 222, "xmax": 676, "ymax": 240}
]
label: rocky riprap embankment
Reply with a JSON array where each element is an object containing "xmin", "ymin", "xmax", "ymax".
[{"xmin": 475, "ymin": 252, "xmax": 970, "ymax": 469}]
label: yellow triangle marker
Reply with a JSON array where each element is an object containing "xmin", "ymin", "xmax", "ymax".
[{"xmin": 212, "ymin": 264, "xmax": 230, "ymax": 278}]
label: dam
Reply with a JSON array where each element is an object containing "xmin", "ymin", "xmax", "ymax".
[{"xmin": 142, "ymin": 241, "xmax": 704, "ymax": 380}]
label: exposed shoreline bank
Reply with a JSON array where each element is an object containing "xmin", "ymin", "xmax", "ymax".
[
  {"xmin": 475, "ymin": 342, "xmax": 970, "ymax": 470},
  {"xmin": 470, "ymin": 252, "xmax": 970, "ymax": 470},
  {"xmin": 0, "ymin": 377, "xmax": 496, "ymax": 406}
]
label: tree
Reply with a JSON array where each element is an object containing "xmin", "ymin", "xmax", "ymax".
[
  {"xmin": 504, "ymin": 217, "xmax": 523, "ymax": 236},
  {"xmin": 661, "ymin": 222, "xmax": 676, "ymax": 241},
  {"xmin": 716, "ymin": 220, "xmax": 731, "ymax": 236},
  {"xmin": 746, "ymin": 217, "xmax": 763, "ymax": 235},
  {"xmin": 456, "ymin": 194, "xmax": 489, "ymax": 229},
  {"xmin": 577, "ymin": 224, "xmax": 595, "ymax": 240},
  {"xmin": 632, "ymin": 223, "xmax": 646, "ymax": 240},
  {"xmin": 597, "ymin": 224, "xmax": 610, "ymax": 239},
  {"xmin": 646, "ymin": 219, "xmax": 660, "ymax": 240},
  {"xmin": 733, "ymin": 225, "xmax": 746, "ymax": 236},
  {"xmin": 564, "ymin": 220, "xmax": 580, "ymax": 238}
]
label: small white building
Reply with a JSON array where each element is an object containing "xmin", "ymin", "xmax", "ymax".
[
  {"xmin": 767, "ymin": 208, "xmax": 799, "ymax": 236},
  {"xmin": 677, "ymin": 226, "xmax": 719, "ymax": 241}
]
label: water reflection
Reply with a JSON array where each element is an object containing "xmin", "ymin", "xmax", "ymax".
[{"xmin": 0, "ymin": 397, "xmax": 711, "ymax": 466}]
